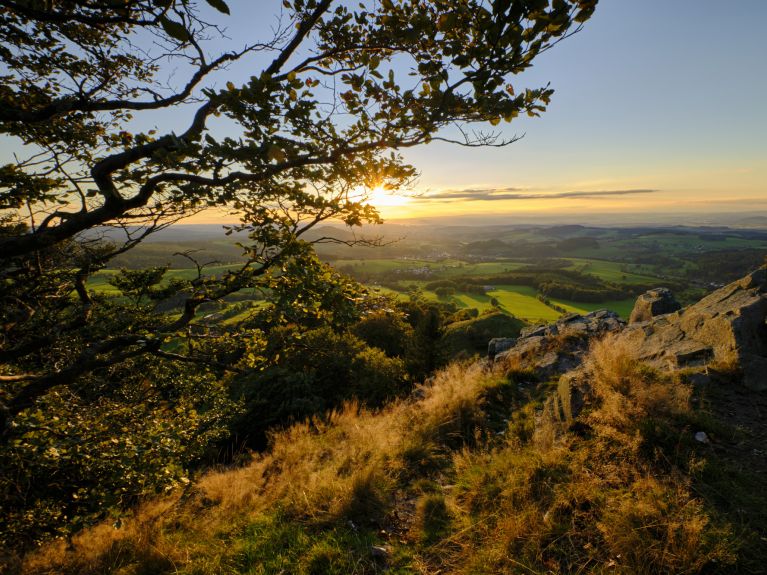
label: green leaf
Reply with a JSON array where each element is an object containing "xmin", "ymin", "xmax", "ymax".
[
  {"xmin": 205, "ymin": 0, "xmax": 230, "ymax": 14},
  {"xmin": 160, "ymin": 17, "xmax": 189, "ymax": 42}
]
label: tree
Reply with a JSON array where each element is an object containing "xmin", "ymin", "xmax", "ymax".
[
  {"xmin": 0, "ymin": 0, "xmax": 597, "ymax": 428},
  {"xmin": 0, "ymin": 0, "xmax": 599, "ymax": 547}
]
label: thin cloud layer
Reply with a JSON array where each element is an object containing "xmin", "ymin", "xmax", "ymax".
[{"xmin": 418, "ymin": 188, "xmax": 660, "ymax": 202}]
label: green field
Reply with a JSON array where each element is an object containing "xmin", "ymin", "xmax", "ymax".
[
  {"xmin": 91, "ymin": 256, "xmax": 642, "ymax": 325},
  {"xmin": 548, "ymin": 296, "xmax": 635, "ymax": 319},
  {"xmin": 372, "ymin": 282, "xmax": 636, "ymax": 322},
  {"xmin": 88, "ymin": 265, "xmax": 244, "ymax": 294},
  {"xmin": 563, "ymin": 258, "xmax": 664, "ymax": 284}
]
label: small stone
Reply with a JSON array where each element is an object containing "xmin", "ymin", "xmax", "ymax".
[{"xmin": 694, "ymin": 431, "xmax": 710, "ymax": 444}]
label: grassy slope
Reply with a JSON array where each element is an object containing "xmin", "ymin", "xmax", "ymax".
[
  {"xmin": 23, "ymin": 340, "xmax": 766, "ymax": 575},
  {"xmin": 441, "ymin": 312, "xmax": 526, "ymax": 358}
]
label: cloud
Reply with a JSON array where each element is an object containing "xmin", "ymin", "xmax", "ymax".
[{"xmin": 418, "ymin": 187, "xmax": 661, "ymax": 202}]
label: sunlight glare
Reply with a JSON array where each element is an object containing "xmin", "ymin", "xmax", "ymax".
[{"xmin": 365, "ymin": 185, "xmax": 411, "ymax": 208}]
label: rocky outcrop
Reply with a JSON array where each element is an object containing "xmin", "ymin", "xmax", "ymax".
[
  {"xmin": 487, "ymin": 267, "xmax": 767, "ymax": 392},
  {"xmin": 489, "ymin": 310, "xmax": 624, "ymax": 380},
  {"xmin": 619, "ymin": 268, "xmax": 767, "ymax": 389},
  {"xmin": 487, "ymin": 337, "xmax": 517, "ymax": 360},
  {"xmin": 629, "ymin": 287, "xmax": 681, "ymax": 323}
]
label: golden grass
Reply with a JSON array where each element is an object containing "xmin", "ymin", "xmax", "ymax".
[
  {"xmin": 20, "ymin": 336, "xmax": 739, "ymax": 574},
  {"xmin": 587, "ymin": 333, "xmax": 691, "ymax": 431},
  {"xmin": 21, "ymin": 361, "xmax": 499, "ymax": 574}
]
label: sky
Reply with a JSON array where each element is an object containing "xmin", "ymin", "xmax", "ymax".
[
  {"xmin": 221, "ymin": 0, "xmax": 767, "ymax": 221},
  {"xmin": 387, "ymin": 0, "xmax": 767, "ymax": 221},
  {"xmin": 3, "ymin": 1, "xmax": 766, "ymax": 224}
]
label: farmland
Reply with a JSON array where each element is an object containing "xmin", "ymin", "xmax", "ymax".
[{"xmin": 89, "ymin": 221, "xmax": 767, "ymax": 328}]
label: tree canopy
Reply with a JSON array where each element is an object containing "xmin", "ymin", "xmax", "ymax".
[
  {"xmin": 1, "ymin": 0, "xmax": 596, "ymax": 420},
  {"xmin": 0, "ymin": 0, "xmax": 597, "ymax": 547}
]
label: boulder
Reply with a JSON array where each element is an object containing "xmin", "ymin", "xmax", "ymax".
[
  {"xmin": 629, "ymin": 287, "xmax": 681, "ymax": 323},
  {"xmin": 619, "ymin": 268, "xmax": 767, "ymax": 389}
]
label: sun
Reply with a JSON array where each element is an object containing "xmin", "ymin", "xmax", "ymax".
[{"xmin": 365, "ymin": 185, "xmax": 411, "ymax": 208}]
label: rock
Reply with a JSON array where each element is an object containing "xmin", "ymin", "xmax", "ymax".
[
  {"xmin": 557, "ymin": 368, "xmax": 588, "ymax": 420},
  {"xmin": 490, "ymin": 310, "xmax": 625, "ymax": 379},
  {"xmin": 694, "ymin": 431, "xmax": 710, "ymax": 444},
  {"xmin": 619, "ymin": 268, "xmax": 767, "ymax": 389},
  {"xmin": 665, "ymin": 342, "xmax": 713, "ymax": 368},
  {"xmin": 629, "ymin": 287, "xmax": 681, "ymax": 323},
  {"xmin": 488, "ymin": 337, "xmax": 517, "ymax": 360},
  {"xmin": 537, "ymin": 350, "xmax": 561, "ymax": 378}
]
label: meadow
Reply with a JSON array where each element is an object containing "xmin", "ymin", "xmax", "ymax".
[{"xmin": 91, "ymin": 256, "xmax": 646, "ymax": 323}]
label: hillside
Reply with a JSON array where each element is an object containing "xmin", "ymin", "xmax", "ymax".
[{"xmin": 12, "ymin": 270, "xmax": 767, "ymax": 574}]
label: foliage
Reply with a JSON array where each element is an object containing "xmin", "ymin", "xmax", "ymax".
[
  {"xmin": 0, "ymin": 359, "xmax": 237, "ymax": 549},
  {"xmin": 230, "ymin": 326, "xmax": 408, "ymax": 446},
  {"xmin": 352, "ymin": 308, "xmax": 414, "ymax": 358},
  {"xmin": 0, "ymin": 0, "xmax": 597, "ymax": 553},
  {"xmin": 108, "ymin": 266, "xmax": 188, "ymax": 306},
  {"xmin": 1, "ymin": 0, "xmax": 598, "ymax": 422}
]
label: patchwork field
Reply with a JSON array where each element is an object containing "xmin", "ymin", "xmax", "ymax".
[
  {"xmin": 92, "ymin": 256, "xmax": 646, "ymax": 323},
  {"xmin": 563, "ymin": 258, "xmax": 667, "ymax": 284}
]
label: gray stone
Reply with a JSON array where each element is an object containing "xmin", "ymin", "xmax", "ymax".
[
  {"xmin": 519, "ymin": 324, "xmax": 549, "ymax": 338},
  {"xmin": 694, "ymin": 431, "xmax": 710, "ymax": 444},
  {"xmin": 618, "ymin": 268, "xmax": 767, "ymax": 389},
  {"xmin": 629, "ymin": 287, "xmax": 682, "ymax": 323},
  {"xmin": 488, "ymin": 337, "xmax": 517, "ymax": 359},
  {"xmin": 489, "ymin": 309, "xmax": 625, "ymax": 377}
]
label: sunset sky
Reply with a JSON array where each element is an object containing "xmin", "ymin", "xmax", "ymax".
[
  {"xmin": 381, "ymin": 0, "xmax": 767, "ymax": 220},
  {"xmin": 3, "ymin": 1, "xmax": 765, "ymax": 223}
]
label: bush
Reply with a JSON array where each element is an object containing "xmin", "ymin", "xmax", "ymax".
[{"xmin": 352, "ymin": 309, "xmax": 413, "ymax": 357}]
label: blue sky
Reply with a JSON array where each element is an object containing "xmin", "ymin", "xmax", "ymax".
[
  {"xmin": 393, "ymin": 0, "xmax": 767, "ymax": 218},
  {"xmin": 3, "ymin": 1, "xmax": 765, "ymax": 221}
]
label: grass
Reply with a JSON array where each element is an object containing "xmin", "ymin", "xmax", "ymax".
[
  {"xmin": 563, "ymin": 257, "xmax": 665, "ymax": 284},
  {"xmin": 547, "ymin": 296, "xmax": 636, "ymax": 319},
  {"xmin": 21, "ymin": 331, "xmax": 761, "ymax": 575},
  {"xmin": 424, "ymin": 284, "xmax": 562, "ymax": 322},
  {"xmin": 373, "ymin": 283, "xmax": 567, "ymax": 322}
]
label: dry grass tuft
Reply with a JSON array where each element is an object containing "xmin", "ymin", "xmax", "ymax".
[{"xmin": 587, "ymin": 333, "xmax": 691, "ymax": 430}]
